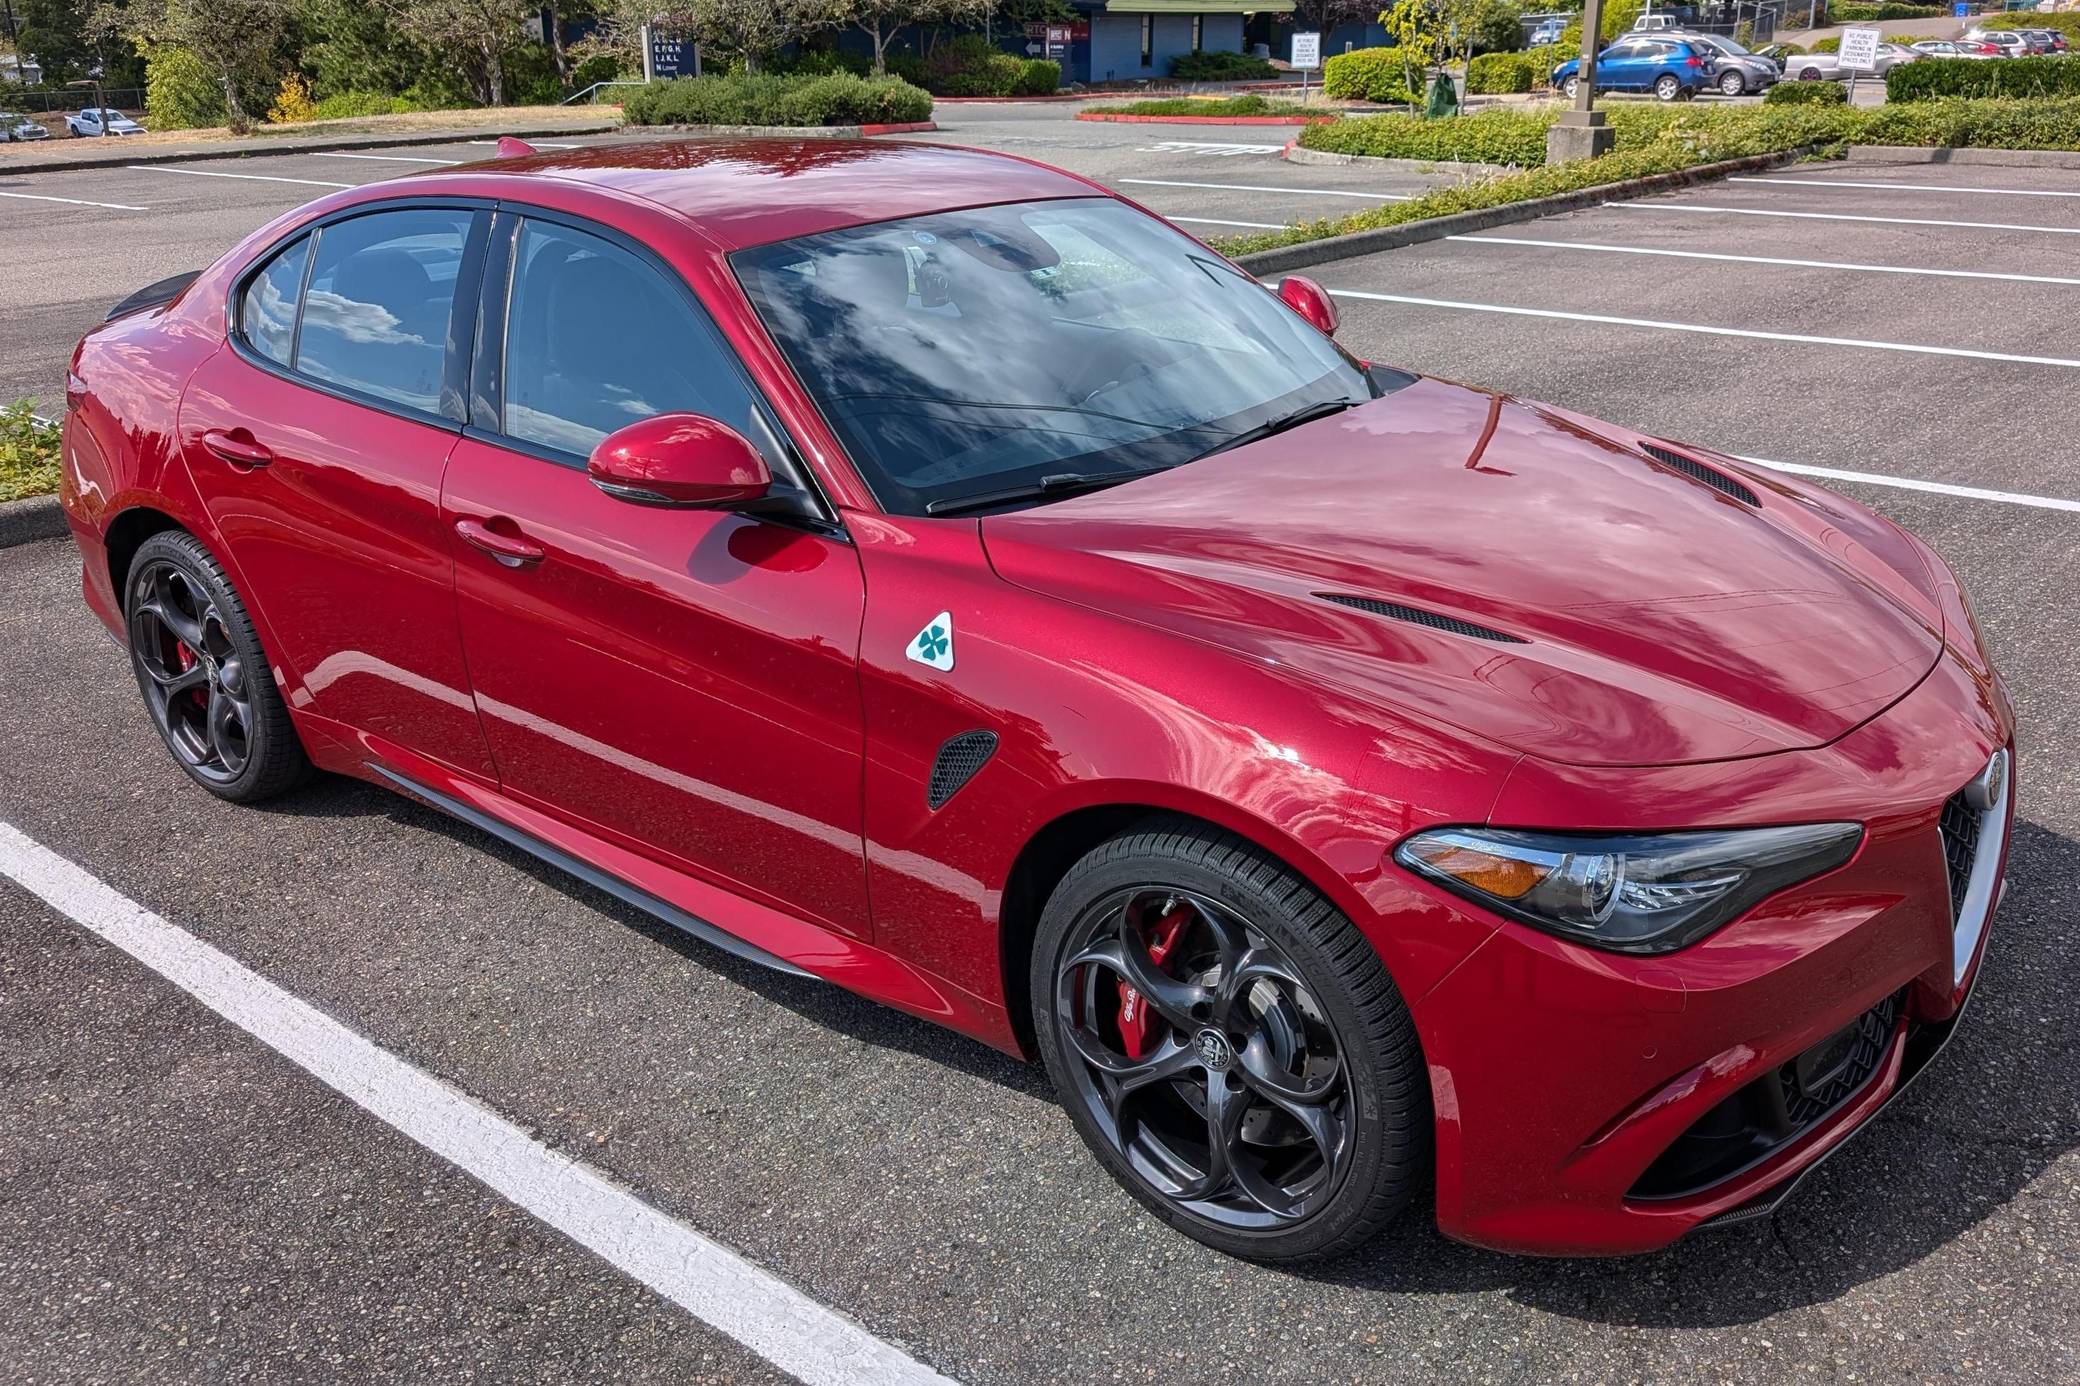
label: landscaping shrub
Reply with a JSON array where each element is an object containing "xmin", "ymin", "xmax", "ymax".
[
  {"xmin": 1525, "ymin": 44, "xmax": 1571, "ymax": 85},
  {"xmin": 1809, "ymin": 37, "xmax": 1843, "ymax": 53},
  {"xmin": 1860, "ymin": 95, "xmax": 2080, "ymax": 150},
  {"xmin": 0, "ymin": 402, "xmax": 61, "ymax": 504},
  {"xmin": 1083, "ymin": 94, "xmax": 1301, "ymax": 117},
  {"xmin": 266, "ymin": 74, "xmax": 317, "ymax": 124},
  {"xmin": 144, "ymin": 45, "xmax": 224, "ymax": 130},
  {"xmin": 915, "ymin": 34, "xmax": 1024, "ymax": 97},
  {"xmin": 1828, "ymin": 2, "xmax": 1942, "ymax": 18},
  {"xmin": 1465, "ymin": 52, "xmax": 1536, "ymax": 94},
  {"xmin": 1015, "ymin": 59, "xmax": 1061, "ymax": 94},
  {"xmin": 1302, "ymin": 106, "xmax": 1551, "ymax": 163},
  {"xmin": 1764, "ymin": 79, "xmax": 1849, "ymax": 104},
  {"xmin": 1771, "ymin": 41, "xmax": 1808, "ymax": 56},
  {"xmin": 1321, "ymin": 47, "xmax": 1421, "ymax": 104},
  {"xmin": 621, "ymin": 72, "xmax": 931, "ymax": 126},
  {"xmin": 1887, "ymin": 55, "xmax": 2080, "ymax": 102},
  {"xmin": 1169, "ymin": 50, "xmax": 1277, "ymax": 81},
  {"xmin": 311, "ymin": 90, "xmax": 422, "ymax": 119}
]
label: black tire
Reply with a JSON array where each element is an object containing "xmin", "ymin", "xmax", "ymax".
[
  {"xmin": 123, "ymin": 529, "xmax": 312, "ymax": 802},
  {"xmin": 1030, "ymin": 818, "xmax": 1427, "ymax": 1262}
]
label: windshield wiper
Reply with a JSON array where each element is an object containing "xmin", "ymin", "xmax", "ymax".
[
  {"xmin": 924, "ymin": 466, "xmax": 1171, "ymax": 516},
  {"xmin": 1191, "ymin": 397, "xmax": 1360, "ymax": 462}
]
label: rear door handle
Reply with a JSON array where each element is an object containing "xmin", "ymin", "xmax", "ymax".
[
  {"xmin": 200, "ymin": 428, "xmax": 273, "ymax": 469},
  {"xmin": 454, "ymin": 517, "xmax": 545, "ymax": 568}
]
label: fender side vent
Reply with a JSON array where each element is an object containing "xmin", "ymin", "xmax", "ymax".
[
  {"xmin": 1316, "ymin": 594, "xmax": 1526, "ymax": 644},
  {"xmin": 928, "ymin": 731, "xmax": 998, "ymax": 809},
  {"xmin": 1641, "ymin": 443, "xmax": 1761, "ymax": 507}
]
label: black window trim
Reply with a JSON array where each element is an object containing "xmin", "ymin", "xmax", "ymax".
[
  {"xmin": 228, "ymin": 196, "xmax": 492, "ymax": 434},
  {"xmin": 465, "ymin": 203, "xmax": 843, "ymax": 537}
]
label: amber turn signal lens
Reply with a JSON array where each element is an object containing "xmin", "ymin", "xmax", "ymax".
[{"xmin": 1403, "ymin": 841, "xmax": 1547, "ymax": 900}]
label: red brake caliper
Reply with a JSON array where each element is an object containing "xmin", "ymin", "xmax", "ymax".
[{"xmin": 1117, "ymin": 905, "xmax": 1189, "ymax": 1059}]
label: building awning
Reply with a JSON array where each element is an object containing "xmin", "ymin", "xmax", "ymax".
[{"xmin": 1098, "ymin": 0, "xmax": 1296, "ymax": 13}]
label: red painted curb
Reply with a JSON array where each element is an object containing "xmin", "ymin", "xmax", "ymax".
[
  {"xmin": 1075, "ymin": 112, "xmax": 1337, "ymax": 125},
  {"xmin": 930, "ymin": 94, "xmax": 1087, "ymax": 103},
  {"xmin": 859, "ymin": 120, "xmax": 939, "ymax": 135}
]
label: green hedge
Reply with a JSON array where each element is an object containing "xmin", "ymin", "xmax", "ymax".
[
  {"xmin": 1764, "ymin": 79, "xmax": 1849, "ymax": 104},
  {"xmin": 0, "ymin": 402, "xmax": 60, "ymax": 503},
  {"xmin": 1828, "ymin": 2, "xmax": 1943, "ymax": 18},
  {"xmin": 1809, "ymin": 36, "xmax": 1843, "ymax": 53},
  {"xmin": 1465, "ymin": 52, "xmax": 1537, "ymax": 94},
  {"xmin": 885, "ymin": 35, "xmax": 1054, "ymax": 96},
  {"xmin": 311, "ymin": 91, "xmax": 424, "ymax": 120},
  {"xmin": 1169, "ymin": 50, "xmax": 1278, "ymax": 80},
  {"xmin": 621, "ymin": 72, "xmax": 931, "ymax": 127},
  {"xmin": 1888, "ymin": 55, "xmax": 2080, "ymax": 101},
  {"xmin": 1321, "ymin": 47, "xmax": 1421, "ymax": 104},
  {"xmin": 1083, "ymin": 94, "xmax": 1306, "ymax": 116}
]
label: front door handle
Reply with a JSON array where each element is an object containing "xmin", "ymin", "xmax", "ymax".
[
  {"xmin": 200, "ymin": 428, "xmax": 273, "ymax": 469},
  {"xmin": 454, "ymin": 517, "xmax": 545, "ymax": 568}
]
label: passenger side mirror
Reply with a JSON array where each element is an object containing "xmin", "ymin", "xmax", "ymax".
[
  {"xmin": 587, "ymin": 413, "xmax": 774, "ymax": 509},
  {"xmin": 1278, "ymin": 275, "xmax": 1339, "ymax": 338}
]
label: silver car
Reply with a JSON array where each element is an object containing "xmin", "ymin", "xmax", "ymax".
[
  {"xmin": 1783, "ymin": 43, "xmax": 1920, "ymax": 81},
  {"xmin": 1, "ymin": 111, "xmax": 51, "ymax": 141},
  {"xmin": 1963, "ymin": 27, "xmax": 2034, "ymax": 56},
  {"xmin": 1676, "ymin": 31, "xmax": 1782, "ymax": 94},
  {"xmin": 1910, "ymin": 39, "xmax": 2003, "ymax": 60}
]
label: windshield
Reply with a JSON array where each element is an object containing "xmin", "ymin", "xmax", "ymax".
[
  {"xmin": 1701, "ymin": 35, "xmax": 1749, "ymax": 55},
  {"xmin": 731, "ymin": 198, "xmax": 1374, "ymax": 516}
]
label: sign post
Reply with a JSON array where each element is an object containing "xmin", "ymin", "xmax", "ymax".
[
  {"xmin": 1291, "ymin": 30, "xmax": 1321, "ymax": 101},
  {"xmin": 1839, "ymin": 25, "xmax": 1880, "ymax": 102}
]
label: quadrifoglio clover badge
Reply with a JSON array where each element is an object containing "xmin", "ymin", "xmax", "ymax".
[{"xmin": 908, "ymin": 611, "xmax": 955, "ymax": 671}]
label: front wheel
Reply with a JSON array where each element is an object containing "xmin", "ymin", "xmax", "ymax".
[
  {"xmin": 1655, "ymin": 74, "xmax": 1683, "ymax": 101},
  {"xmin": 1031, "ymin": 820, "xmax": 1428, "ymax": 1263},
  {"xmin": 124, "ymin": 530, "xmax": 311, "ymax": 802},
  {"xmin": 1798, "ymin": 66, "xmax": 1824, "ymax": 80},
  {"xmin": 1720, "ymin": 71, "xmax": 1747, "ymax": 96}
]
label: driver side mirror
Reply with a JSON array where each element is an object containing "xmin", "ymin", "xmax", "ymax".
[
  {"xmin": 588, "ymin": 413, "xmax": 773, "ymax": 509},
  {"xmin": 1278, "ymin": 275, "xmax": 1339, "ymax": 338}
]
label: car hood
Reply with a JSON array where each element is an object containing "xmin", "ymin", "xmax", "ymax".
[{"xmin": 981, "ymin": 376, "xmax": 1944, "ymax": 768}]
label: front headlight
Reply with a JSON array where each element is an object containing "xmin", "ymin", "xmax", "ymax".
[{"xmin": 1394, "ymin": 822, "xmax": 1863, "ymax": 954}]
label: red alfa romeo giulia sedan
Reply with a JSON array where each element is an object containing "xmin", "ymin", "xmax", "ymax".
[{"xmin": 58, "ymin": 139, "xmax": 2014, "ymax": 1262}]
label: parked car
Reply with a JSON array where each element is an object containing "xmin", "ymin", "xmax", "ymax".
[
  {"xmin": 58, "ymin": 137, "xmax": 2015, "ymax": 1264},
  {"xmin": 66, "ymin": 107, "xmax": 146, "ymax": 137},
  {"xmin": 1553, "ymin": 35, "xmax": 1719, "ymax": 100},
  {"xmin": 1631, "ymin": 11, "xmax": 1679, "ymax": 29},
  {"xmin": 1784, "ymin": 42, "xmax": 1920, "ymax": 80},
  {"xmin": 1529, "ymin": 16, "xmax": 1568, "ymax": 45},
  {"xmin": 1675, "ymin": 31, "xmax": 1781, "ymax": 94},
  {"xmin": 0, "ymin": 111, "xmax": 51, "ymax": 141},
  {"xmin": 2019, "ymin": 27, "xmax": 2070, "ymax": 52},
  {"xmin": 1910, "ymin": 38, "xmax": 2005, "ymax": 58},
  {"xmin": 1965, "ymin": 27, "xmax": 2036, "ymax": 55}
]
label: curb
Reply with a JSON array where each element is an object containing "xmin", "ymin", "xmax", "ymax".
[
  {"xmin": 1232, "ymin": 147, "xmax": 1809, "ymax": 276},
  {"xmin": 640, "ymin": 120, "xmax": 937, "ymax": 138},
  {"xmin": 1844, "ymin": 143, "xmax": 2080, "ymax": 170},
  {"xmin": 1281, "ymin": 142, "xmax": 1513, "ymax": 178},
  {"xmin": 1076, "ymin": 112, "xmax": 1338, "ymax": 125},
  {"xmin": 0, "ymin": 495, "xmax": 65, "ymax": 548},
  {"xmin": 0, "ymin": 121, "xmax": 625, "ymax": 176}
]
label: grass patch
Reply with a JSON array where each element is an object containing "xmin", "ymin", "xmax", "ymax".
[
  {"xmin": 0, "ymin": 402, "xmax": 61, "ymax": 503},
  {"xmin": 1222, "ymin": 98, "xmax": 2080, "ymax": 256},
  {"xmin": 1081, "ymin": 95, "xmax": 1312, "ymax": 117}
]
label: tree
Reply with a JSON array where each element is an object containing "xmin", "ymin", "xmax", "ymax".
[
  {"xmin": 1289, "ymin": 0, "xmax": 1378, "ymax": 36},
  {"xmin": 686, "ymin": 0, "xmax": 841, "ymax": 73},
  {"xmin": 383, "ymin": 0, "xmax": 535, "ymax": 104},
  {"xmin": 844, "ymin": 0, "xmax": 988, "ymax": 75},
  {"xmin": 119, "ymin": 0, "xmax": 290, "ymax": 127}
]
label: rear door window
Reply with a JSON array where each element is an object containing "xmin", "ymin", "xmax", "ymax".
[
  {"xmin": 239, "ymin": 236, "xmax": 309, "ymax": 367},
  {"xmin": 296, "ymin": 208, "xmax": 471, "ymax": 414}
]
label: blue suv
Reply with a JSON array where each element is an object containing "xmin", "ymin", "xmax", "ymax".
[{"xmin": 1552, "ymin": 35, "xmax": 1716, "ymax": 102}]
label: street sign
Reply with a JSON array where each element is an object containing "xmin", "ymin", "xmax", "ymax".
[
  {"xmin": 1839, "ymin": 26, "xmax": 1882, "ymax": 71},
  {"xmin": 1291, "ymin": 31, "xmax": 1323, "ymax": 69},
  {"xmin": 1953, "ymin": 1, "xmax": 1968, "ymax": 14},
  {"xmin": 648, "ymin": 29, "xmax": 694, "ymax": 80}
]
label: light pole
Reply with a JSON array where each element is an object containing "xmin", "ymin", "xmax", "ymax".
[{"xmin": 1548, "ymin": 0, "xmax": 1615, "ymax": 163}]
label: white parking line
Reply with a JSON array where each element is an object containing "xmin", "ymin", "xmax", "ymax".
[
  {"xmin": 1120, "ymin": 178, "xmax": 1412, "ymax": 201},
  {"xmin": 1738, "ymin": 456, "xmax": 2080, "ymax": 514},
  {"xmin": 0, "ymin": 822, "xmax": 952, "ymax": 1386},
  {"xmin": 1448, "ymin": 234, "xmax": 2080, "ymax": 286},
  {"xmin": 1171, "ymin": 215, "xmax": 1287, "ymax": 229},
  {"xmin": 0, "ymin": 189, "xmax": 149, "ymax": 211},
  {"xmin": 467, "ymin": 138, "xmax": 580, "ymax": 149},
  {"xmin": 315, "ymin": 151, "xmax": 462, "ymax": 165},
  {"xmin": 130, "ymin": 165, "xmax": 353, "ymax": 189},
  {"xmin": 1134, "ymin": 140, "xmax": 1287, "ymax": 156},
  {"xmin": 1611, "ymin": 200, "xmax": 2080, "ymax": 237},
  {"xmin": 1733, "ymin": 175, "xmax": 2080, "ymax": 199},
  {"xmin": 1322, "ymin": 287, "xmax": 2080, "ymax": 369}
]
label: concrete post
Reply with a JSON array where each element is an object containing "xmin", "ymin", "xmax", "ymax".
[{"xmin": 1547, "ymin": 0, "xmax": 1616, "ymax": 164}]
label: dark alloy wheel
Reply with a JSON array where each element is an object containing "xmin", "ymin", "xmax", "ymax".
[
  {"xmin": 125, "ymin": 530, "xmax": 310, "ymax": 802},
  {"xmin": 1032, "ymin": 822, "xmax": 1426, "ymax": 1262}
]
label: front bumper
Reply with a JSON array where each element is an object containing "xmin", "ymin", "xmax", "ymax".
[{"xmin": 1407, "ymin": 649, "xmax": 2014, "ymax": 1256}]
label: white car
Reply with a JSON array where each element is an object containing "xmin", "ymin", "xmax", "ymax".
[
  {"xmin": 66, "ymin": 108, "xmax": 146, "ymax": 137},
  {"xmin": 1910, "ymin": 39, "xmax": 2004, "ymax": 60},
  {"xmin": 1963, "ymin": 27, "xmax": 2035, "ymax": 56},
  {"xmin": 1783, "ymin": 43, "xmax": 1920, "ymax": 81},
  {"xmin": 1, "ymin": 111, "xmax": 52, "ymax": 141}
]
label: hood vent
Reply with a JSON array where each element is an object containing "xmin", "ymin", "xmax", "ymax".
[
  {"xmin": 1640, "ymin": 443, "xmax": 1761, "ymax": 507},
  {"xmin": 1317, "ymin": 594, "xmax": 1526, "ymax": 644}
]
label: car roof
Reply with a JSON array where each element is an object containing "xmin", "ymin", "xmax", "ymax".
[{"xmin": 452, "ymin": 138, "xmax": 1106, "ymax": 252}]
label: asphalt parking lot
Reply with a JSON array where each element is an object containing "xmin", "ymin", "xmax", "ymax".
[{"xmin": 2, "ymin": 109, "xmax": 2077, "ymax": 1383}]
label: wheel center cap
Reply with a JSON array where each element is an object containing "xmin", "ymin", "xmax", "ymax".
[{"xmin": 1194, "ymin": 1028, "xmax": 1234, "ymax": 1071}]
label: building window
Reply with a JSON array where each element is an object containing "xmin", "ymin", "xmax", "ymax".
[
  {"xmin": 1140, "ymin": 14, "xmax": 1154, "ymax": 67},
  {"xmin": 1192, "ymin": 15, "xmax": 1203, "ymax": 50}
]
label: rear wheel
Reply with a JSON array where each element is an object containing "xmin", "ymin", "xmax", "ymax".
[
  {"xmin": 1655, "ymin": 74, "xmax": 1683, "ymax": 101},
  {"xmin": 1031, "ymin": 820, "xmax": 1427, "ymax": 1262},
  {"xmin": 124, "ymin": 530, "xmax": 311, "ymax": 802},
  {"xmin": 1799, "ymin": 65, "xmax": 1824, "ymax": 80}
]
